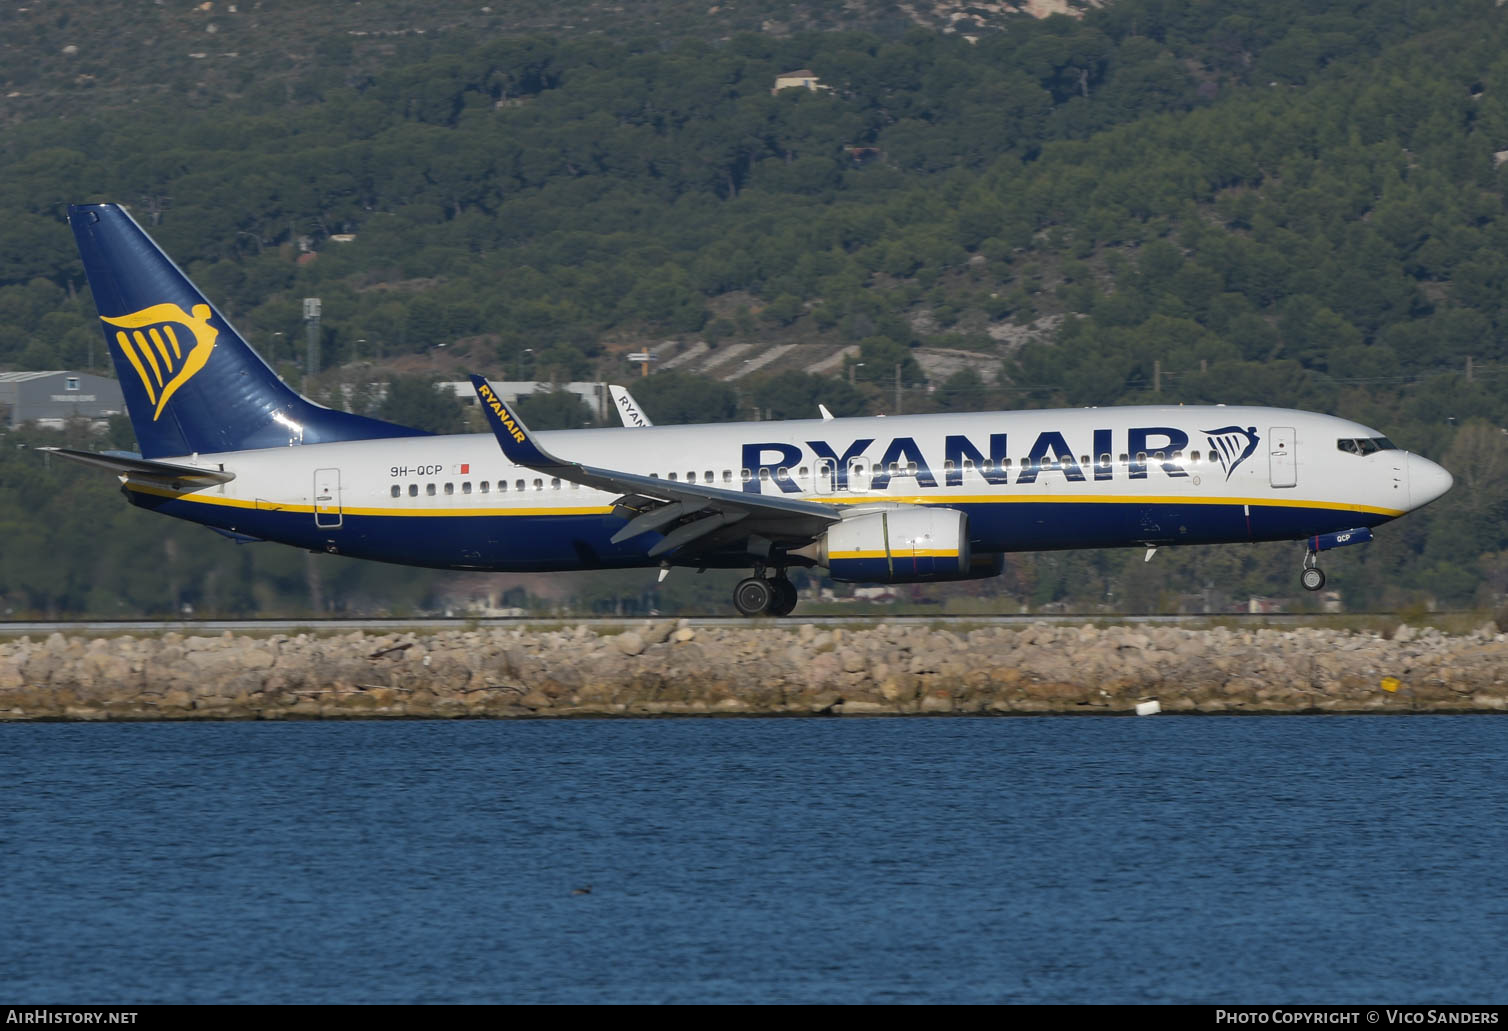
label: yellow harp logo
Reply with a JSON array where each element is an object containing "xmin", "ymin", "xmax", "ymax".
[{"xmin": 100, "ymin": 303, "xmax": 218, "ymax": 421}]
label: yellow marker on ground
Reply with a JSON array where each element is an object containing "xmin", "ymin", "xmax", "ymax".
[{"xmin": 1381, "ymin": 676, "xmax": 1402, "ymax": 693}]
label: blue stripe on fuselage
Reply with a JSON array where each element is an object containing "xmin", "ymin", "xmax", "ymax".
[{"xmin": 128, "ymin": 489, "xmax": 1395, "ymax": 572}]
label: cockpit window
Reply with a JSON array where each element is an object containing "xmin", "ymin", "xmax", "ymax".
[{"xmin": 1338, "ymin": 437, "xmax": 1397, "ymax": 456}]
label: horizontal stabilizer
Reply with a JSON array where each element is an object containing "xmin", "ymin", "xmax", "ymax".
[{"xmin": 38, "ymin": 447, "xmax": 234, "ymax": 488}]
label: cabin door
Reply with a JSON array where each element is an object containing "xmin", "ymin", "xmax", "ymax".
[
  {"xmin": 314, "ymin": 468, "xmax": 343, "ymax": 528},
  {"xmin": 1268, "ymin": 427, "xmax": 1296, "ymax": 488}
]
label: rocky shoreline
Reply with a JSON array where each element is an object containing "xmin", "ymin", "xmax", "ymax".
[{"xmin": 3, "ymin": 621, "xmax": 1507, "ymax": 720}]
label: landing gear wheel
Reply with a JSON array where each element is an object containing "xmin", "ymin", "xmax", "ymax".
[
  {"xmin": 733, "ymin": 577, "xmax": 775, "ymax": 616},
  {"xmin": 769, "ymin": 577, "xmax": 799, "ymax": 617},
  {"xmin": 1301, "ymin": 567, "xmax": 1326, "ymax": 592}
]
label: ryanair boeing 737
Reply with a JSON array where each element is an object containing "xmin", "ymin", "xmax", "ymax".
[{"xmin": 47, "ymin": 203, "xmax": 1453, "ymax": 616}]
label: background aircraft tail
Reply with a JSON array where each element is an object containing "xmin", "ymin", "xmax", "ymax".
[{"xmin": 70, "ymin": 203, "xmax": 427, "ymax": 458}]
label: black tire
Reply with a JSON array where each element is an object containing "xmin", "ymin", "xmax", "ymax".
[
  {"xmin": 733, "ymin": 577, "xmax": 775, "ymax": 616},
  {"xmin": 1301, "ymin": 567, "xmax": 1326, "ymax": 592},
  {"xmin": 769, "ymin": 577, "xmax": 799, "ymax": 616}
]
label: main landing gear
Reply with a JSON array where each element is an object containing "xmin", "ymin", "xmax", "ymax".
[
  {"xmin": 1300, "ymin": 549, "xmax": 1326, "ymax": 592},
  {"xmin": 733, "ymin": 568, "xmax": 799, "ymax": 617}
]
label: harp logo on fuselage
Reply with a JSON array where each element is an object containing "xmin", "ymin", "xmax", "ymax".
[
  {"xmin": 100, "ymin": 302, "xmax": 218, "ymax": 421},
  {"xmin": 1203, "ymin": 425, "xmax": 1260, "ymax": 481}
]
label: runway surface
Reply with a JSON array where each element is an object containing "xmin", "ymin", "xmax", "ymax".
[{"xmin": 0, "ymin": 612, "xmax": 1411, "ymax": 636}]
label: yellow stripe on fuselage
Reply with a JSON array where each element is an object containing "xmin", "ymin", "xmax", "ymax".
[
  {"xmin": 124, "ymin": 482, "xmax": 1403, "ymax": 520},
  {"xmin": 830, "ymin": 493, "xmax": 1405, "ymax": 518}
]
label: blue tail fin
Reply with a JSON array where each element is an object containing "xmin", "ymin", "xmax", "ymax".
[{"xmin": 70, "ymin": 203, "xmax": 427, "ymax": 458}]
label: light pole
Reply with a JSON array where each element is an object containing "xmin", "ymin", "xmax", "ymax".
[{"xmin": 849, "ymin": 361, "xmax": 865, "ymax": 386}]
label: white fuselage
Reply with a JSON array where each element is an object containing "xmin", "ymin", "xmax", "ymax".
[{"xmin": 120, "ymin": 404, "xmax": 1450, "ymax": 574}]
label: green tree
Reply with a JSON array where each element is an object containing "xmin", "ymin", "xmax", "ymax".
[{"xmin": 377, "ymin": 377, "xmax": 466, "ymax": 433}]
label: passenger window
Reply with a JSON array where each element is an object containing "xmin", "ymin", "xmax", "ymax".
[
  {"xmin": 551, "ymin": 478, "xmax": 561, "ymax": 489},
  {"xmin": 944, "ymin": 461, "xmax": 956, "ymax": 473},
  {"xmin": 444, "ymin": 483, "xmax": 454, "ymax": 495},
  {"xmin": 515, "ymin": 479, "xmax": 525, "ymax": 491},
  {"xmin": 497, "ymin": 481, "xmax": 506, "ymax": 492},
  {"xmin": 533, "ymin": 478, "xmax": 543, "ymax": 490},
  {"xmin": 1097, "ymin": 454, "xmax": 1111, "ymax": 468},
  {"xmin": 741, "ymin": 469, "xmax": 752, "ymax": 482},
  {"xmin": 705, "ymin": 471, "xmax": 714, "ymax": 482},
  {"xmin": 799, "ymin": 466, "xmax": 809, "ymax": 478},
  {"xmin": 426, "ymin": 484, "xmax": 436, "ymax": 496},
  {"xmin": 759, "ymin": 469, "xmax": 771, "ymax": 482},
  {"xmin": 722, "ymin": 470, "xmax": 732, "ymax": 483},
  {"xmin": 1171, "ymin": 451, "xmax": 1183, "ymax": 462},
  {"xmin": 479, "ymin": 481, "xmax": 489, "ymax": 494},
  {"xmin": 669, "ymin": 472, "xmax": 678, "ymax": 481},
  {"xmin": 1119, "ymin": 454, "xmax": 1129, "ymax": 464},
  {"xmin": 1189, "ymin": 451, "xmax": 1200, "ymax": 464},
  {"xmin": 390, "ymin": 485, "xmax": 401, "ymax": 498},
  {"xmin": 408, "ymin": 484, "xmax": 418, "ymax": 497},
  {"xmin": 1079, "ymin": 455, "xmax": 1089, "ymax": 466},
  {"xmin": 462, "ymin": 482, "xmax": 472, "ymax": 494}
]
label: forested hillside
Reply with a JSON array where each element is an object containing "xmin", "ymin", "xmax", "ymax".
[{"xmin": 3, "ymin": 0, "xmax": 1507, "ymax": 617}]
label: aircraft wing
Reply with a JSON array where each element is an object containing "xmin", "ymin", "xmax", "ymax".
[
  {"xmin": 38, "ymin": 447, "xmax": 235, "ymax": 489},
  {"xmin": 471, "ymin": 376, "xmax": 839, "ymax": 559}
]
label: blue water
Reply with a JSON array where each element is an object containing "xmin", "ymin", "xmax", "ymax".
[{"xmin": 1, "ymin": 716, "xmax": 1505, "ymax": 1004}]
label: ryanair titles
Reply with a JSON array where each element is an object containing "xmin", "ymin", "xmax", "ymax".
[
  {"xmin": 740, "ymin": 426, "xmax": 1240, "ymax": 494},
  {"xmin": 476, "ymin": 383, "xmax": 527, "ymax": 443}
]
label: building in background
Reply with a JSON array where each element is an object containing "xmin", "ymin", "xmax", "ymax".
[
  {"xmin": 0, "ymin": 371, "xmax": 125, "ymax": 430},
  {"xmin": 439, "ymin": 381, "xmax": 610, "ymax": 422}
]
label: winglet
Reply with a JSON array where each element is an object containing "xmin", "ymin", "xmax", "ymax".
[
  {"xmin": 471, "ymin": 375, "xmax": 560, "ymax": 468},
  {"xmin": 608, "ymin": 384, "xmax": 654, "ymax": 427}
]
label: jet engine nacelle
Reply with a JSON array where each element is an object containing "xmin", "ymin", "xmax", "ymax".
[{"xmin": 793, "ymin": 508, "xmax": 1004, "ymax": 584}]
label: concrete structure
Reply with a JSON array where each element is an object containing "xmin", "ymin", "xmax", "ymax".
[
  {"xmin": 0, "ymin": 371, "xmax": 125, "ymax": 429},
  {"xmin": 773, "ymin": 69, "xmax": 825, "ymax": 93}
]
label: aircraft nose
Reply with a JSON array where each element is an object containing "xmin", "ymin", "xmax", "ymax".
[{"xmin": 1407, "ymin": 453, "xmax": 1454, "ymax": 510}]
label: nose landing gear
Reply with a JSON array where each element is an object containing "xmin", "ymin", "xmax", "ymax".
[
  {"xmin": 732, "ymin": 569, "xmax": 799, "ymax": 616},
  {"xmin": 1298, "ymin": 527, "xmax": 1375, "ymax": 592},
  {"xmin": 1300, "ymin": 551, "xmax": 1326, "ymax": 592}
]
